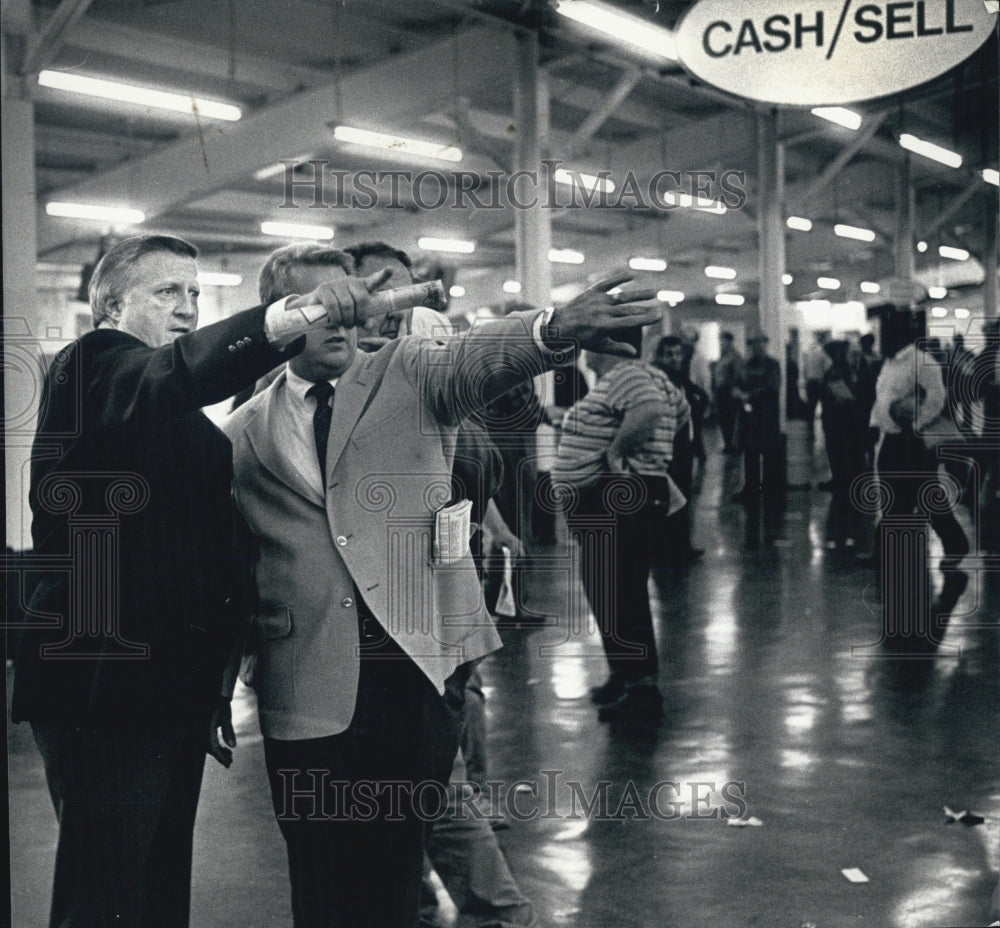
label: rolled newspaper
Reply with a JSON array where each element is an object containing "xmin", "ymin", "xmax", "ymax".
[{"xmin": 268, "ymin": 279, "xmax": 446, "ymax": 346}]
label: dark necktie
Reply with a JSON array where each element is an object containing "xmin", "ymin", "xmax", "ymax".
[{"xmin": 306, "ymin": 381, "xmax": 335, "ymax": 479}]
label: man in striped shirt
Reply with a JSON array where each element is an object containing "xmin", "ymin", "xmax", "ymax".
[{"xmin": 555, "ymin": 347, "xmax": 688, "ymax": 721}]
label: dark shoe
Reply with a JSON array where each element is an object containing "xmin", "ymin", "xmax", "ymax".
[
  {"xmin": 685, "ymin": 547, "xmax": 705, "ymax": 563},
  {"xmin": 817, "ymin": 480, "xmax": 833, "ymax": 491},
  {"xmin": 597, "ymin": 683, "xmax": 663, "ymax": 722},
  {"xmin": 589, "ymin": 675, "xmax": 626, "ymax": 706},
  {"xmin": 854, "ymin": 552, "xmax": 877, "ymax": 567}
]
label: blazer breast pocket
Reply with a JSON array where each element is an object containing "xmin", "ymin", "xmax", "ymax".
[{"xmin": 251, "ymin": 605, "xmax": 294, "ymax": 709}]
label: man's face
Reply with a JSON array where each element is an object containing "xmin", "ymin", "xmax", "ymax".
[
  {"xmin": 286, "ymin": 264, "xmax": 358, "ymax": 381},
  {"xmin": 657, "ymin": 344, "xmax": 685, "ymax": 374},
  {"xmin": 749, "ymin": 338, "xmax": 768, "ymax": 360},
  {"xmin": 109, "ymin": 251, "xmax": 200, "ymax": 348}
]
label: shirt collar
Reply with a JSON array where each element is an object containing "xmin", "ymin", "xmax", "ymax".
[{"xmin": 285, "ymin": 364, "xmax": 338, "ymax": 402}]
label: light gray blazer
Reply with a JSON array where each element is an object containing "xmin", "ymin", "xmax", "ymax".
[{"xmin": 224, "ymin": 310, "xmax": 550, "ymax": 740}]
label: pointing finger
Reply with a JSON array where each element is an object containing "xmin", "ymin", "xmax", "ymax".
[
  {"xmin": 363, "ymin": 267, "xmax": 393, "ymax": 293},
  {"xmin": 610, "ymin": 288, "xmax": 659, "ymax": 305},
  {"xmin": 588, "ymin": 272, "xmax": 634, "ymax": 294}
]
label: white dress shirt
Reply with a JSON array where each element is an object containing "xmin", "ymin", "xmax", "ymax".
[
  {"xmin": 271, "ymin": 366, "xmax": 338, "ymax": 498},
  {"xmin": 869, "ymin": 343, "xmax": 945, "ymax": 434}
]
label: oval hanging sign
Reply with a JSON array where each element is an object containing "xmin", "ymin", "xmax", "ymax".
[{"xmin": 674, "ymin": 0, "xmax": 997, "ymax": 106}]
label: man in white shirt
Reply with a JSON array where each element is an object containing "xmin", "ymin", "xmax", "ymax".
[{"xmin": 869, "ymin": 315, "xmax": 969, "ymax": 642}]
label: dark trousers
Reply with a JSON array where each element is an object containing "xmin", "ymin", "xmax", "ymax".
[
  {"xmin": 876, "ymin": 432, "xmax": 969, "ymax": 563},
  {"xmin": 264, "ymin": 638, "xmax": 464, "ymax": 928},
  {"xmin": 31, "ymin": 718, "xmax": 207, "ymax": 928},
  {"xmin": 715, "ymin": 392, "xmax": 738, "ymax": 450},
  {"xmin": 567, "ymin": 474, "xmax": 660, "ymax": 682}
]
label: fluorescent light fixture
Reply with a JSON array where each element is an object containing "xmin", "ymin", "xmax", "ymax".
[
  {"xmin": 834, "ymin": 223, "xmax": 876, "ymax": 242},
  {"xmin": 782, "ymin": 274, "xmax": 794, "ymax": 285},
  {"xmin": 786, "ymin": 216, "xmax": 813, "ymax": 232},
  {"xmin": 817, "ymin": 277, "xmax": 841, "ymax": 290},
  {"xmin": 261, "ymin": 221, "xmax": 334, "ymax": 240},
  {"xmin": 555, "ymin": 0, "xmax": 677, "ymax": 60},
  {"xmin": 502, "ymin": 280, "xmax": 522, "ymax": 294},
  {"xmin": 983, "ymin": 168, "xmax": 1000, "ymax": 186},
  {"xmin": 954, "ymin": 308, "xmax": 970, "ymax": 319},
  {"xmin": 928, "ymin": 286, "xmax": 948, "ymax": 300},
  {"xmin": 38, "ymin": 69, "xmax": 241, "ymax": 120},
  {"xmin": 254, "ymin": 155, "xmax": 313, "ymax": 181},
  {"xmin": 811, "ymin": 106, "xmax": 862, "ymax": 130},
  {"xmin": 704, "ymin": 266, "xmax": 736, "ymax": 280},
  {"xmin": 548, "ymin": 248, "xmax": 585, "ymax": 264},
  {"xmin": 661, "ymin": 191, "xmax": 726, "ymax": 214},
  {"xmin": 715, "ymin": 293, "xmax": 745, "ymax": 306},
  {"xmin": 449, "ymin": 285, "xmax": 465, "ymax": 298},
  {"xmin": 418, "ymin": 237, "xmax": 475, "ymax": 254},
  {"xmin": 939, "ymin": 245, "xmax": 970, "ymax": 261},
  {"xmin": 46, "ymin": 202, "xmax": 145, "ymax": 223},
  {"xmin": 917, "ymin": 240, "xmax": 928, "ymax": 253},
  {"xmin": 657, "ymin": 290, "xmax": 684, "ymax": 304},
  {"xmin": 333, "ymin": 125, "xmax": 462, "ymax": 162},
  {"xmin": 860, "ymin": 281, "xmax": 881, "ymax": 294},
  {"xmin": 898, "ymin": 133, "xmax": 962, "ymax": 169},
  {"xmin": 931, "ymin": 306, "xmax": 948, "ymax": 318},
  {"xmin": 554, "ymin": 169, "xmax": 615, "ymax": 194},
  {"xmin": 198, "ymin": 272, "xmax": 242, "ymax": 287},
  {"xmin": 628, "ymin": 257, "xmax": 667, "ymax": 272}
]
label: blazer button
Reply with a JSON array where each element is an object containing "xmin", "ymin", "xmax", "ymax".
[
  {"xmin": 228, "ymin": 345, "xmax": 236, "ymax": 353},
  {"xmin": 336, "ymin": 535, "xmax": 348, "ymax": 546},
  {"xmin": 342, "ymin": 597, "xmax": 353, "ymax": 608}
]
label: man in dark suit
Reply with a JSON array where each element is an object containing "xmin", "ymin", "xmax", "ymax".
[
  {"xmin": 12, "ymin": 233, "xmax": 389, "ymax": 928},
  {"xmin": 221, "ymin": 244, "xmax": 660, "ymax": 927}
]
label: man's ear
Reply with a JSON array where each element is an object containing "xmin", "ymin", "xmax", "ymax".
[{"xmin": 103, "ymin": 297, "xmax": 122, "ymax": 326}]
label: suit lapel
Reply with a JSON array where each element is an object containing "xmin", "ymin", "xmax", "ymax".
[
  {"xmin": 244, "ymin": 372, "xmax": 326, "ymax": 508},
  {"xmin": 323, "ymin": 356, "xmax": 375, "ymax": 481}
]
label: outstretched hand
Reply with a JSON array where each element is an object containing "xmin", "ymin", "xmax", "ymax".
[
  {"xmin": 545, "ymin": 273, "xmax": 662, "ymax": 357},
  {"xmin": 286, "ymin": 267, "xmax": 393, "ymax": 329}
]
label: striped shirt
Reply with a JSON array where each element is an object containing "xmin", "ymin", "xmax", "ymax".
[{"xmin": 554, "ymin": 361, "xmax": 687, "ymax": 488}]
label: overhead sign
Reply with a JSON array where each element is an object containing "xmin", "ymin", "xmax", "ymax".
[{"xmin": 675, "ymin": 0, "xmax": 997, "ymax": 106}]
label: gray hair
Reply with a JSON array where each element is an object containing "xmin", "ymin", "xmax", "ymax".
[
  {"xmin": 89, "ymin": 234, "xmax": 198, "ymax": 328},
  {"xmin": 257, "ymin": 243, "xmax": 354, "ymax": 304}
]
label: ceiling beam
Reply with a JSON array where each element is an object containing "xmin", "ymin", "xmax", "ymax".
[
  {"xmin": 19, "ymin": 0, "xmax": 93, "ymax": 75},
  {"xmin": 62, "ymin": 17, "xmax": 326, "ymax": 95},
  {"xmin": 793, "ymin": 114, "xmax": 888, "ymax": 207},
  {"xmin": 565, "ymin": 66, "xmax": 642, "ymax": 160},
  {"xmin": 37, "ymin": 24, "xmax": 514, "ymax": 255},
  {"xmin": 921, "ymin": 177, "xmax": 984, "ymax": 239}
]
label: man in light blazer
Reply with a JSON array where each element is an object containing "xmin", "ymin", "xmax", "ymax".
[{"xmin": 219, "ymin": 242, "xmax": 660, "ymax": 928}]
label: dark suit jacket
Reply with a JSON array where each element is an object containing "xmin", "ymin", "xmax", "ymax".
[{"xmin": 12, "ymin": 305, "xmax": 290, "ymax": 727}]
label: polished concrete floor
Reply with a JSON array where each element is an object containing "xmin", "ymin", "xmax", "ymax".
[{"xmin": 8, "ymin": 441, "xmax": 1000, "ymax": 928}]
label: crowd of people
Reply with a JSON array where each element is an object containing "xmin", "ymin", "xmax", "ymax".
[{"xmin": 10, "ymin": 229, "xmax": 999, "ymax": 927}]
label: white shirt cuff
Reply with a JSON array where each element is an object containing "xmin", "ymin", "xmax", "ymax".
[
  {"xmin": 532, "ymin": 306, "xmax": 576, "ymax": 365},
  {"xmin": 264, "ymin": 295, "xmax": 328, "ymax": 347}
]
